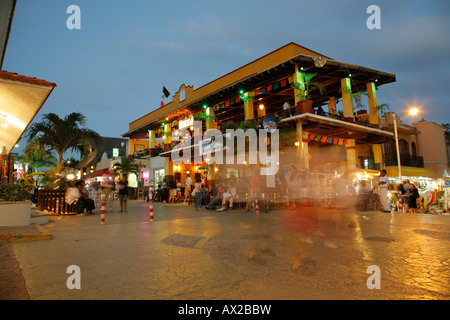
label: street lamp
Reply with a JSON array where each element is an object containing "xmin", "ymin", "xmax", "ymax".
[{"xmin": 393, "ymin": 108, "xmax": 419, "ymax": 181}]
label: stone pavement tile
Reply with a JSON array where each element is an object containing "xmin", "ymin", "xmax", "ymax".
[
  {"xmin": 5, "ymin": 200, "xmax": 450, "ymax": 300},
  {"xmin": 0, "ymin": 243, "xmax": 30, "ymax": 300}
]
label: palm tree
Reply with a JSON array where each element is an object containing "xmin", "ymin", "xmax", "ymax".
[
  {"xmin": 18, "ymin": 145, "xmax": 57, "ymax": 173},
  {"xmin": 112, "ymin": 156, "xmax": 140, "ymax": 179},
  {"xmin": 25, "ymin": 112, "xmax": 102, "ymax": 174}
]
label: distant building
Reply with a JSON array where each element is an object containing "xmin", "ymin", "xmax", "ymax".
[
  {"xmin": 77, "ymin": 137, "xmax": 128, "ymax": 179},
  {"xmin": 379, "ymin": 112, "xmax": 449, "ymax": 179},
  {"xmin": 412, "ymin": 119, "xmax": 449, "ymax": 178}
]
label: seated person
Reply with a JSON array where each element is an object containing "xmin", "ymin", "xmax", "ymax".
[
  {"xmin": 209, "ymin": 183, "xmax": 218, "ymax": 199},
  {"xmin": 65, "ymin": 183, "xmax": 81, "ymax": 209},
  {"xmin": 221, "ymin": 183, "xmax": 237, "ymax": 210},
  {"xmin": 76, "ymin": 180, "xmax": 95, "ymax": 215},
  {"xmin": 205, "ymin": 185, "xmax": 224, "ymax": 210}
]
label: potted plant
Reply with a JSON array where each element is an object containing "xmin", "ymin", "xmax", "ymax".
[
  {"xmin": 291, "ymin": 73, "xmax": 325, "ymax": 115},
  {"xmin": 0, "ymin": 178, "xmax": 33, "ymax": 226},
  {"xmin": 148, "ymin": 148, "xmax": 156, "ymax": 157},
  {"xmin": 372, "ymin": 103, "xmax": 390, "ymax": 118}
]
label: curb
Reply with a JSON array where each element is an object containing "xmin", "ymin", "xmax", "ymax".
[{"xmin": 0, "ymin": 224, "xmax": 53, "ymax": 243}]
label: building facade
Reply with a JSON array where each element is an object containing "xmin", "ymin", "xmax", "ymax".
[{"xmin": 123, "ymin": 43, "xmax": 397, "ymax": 192}]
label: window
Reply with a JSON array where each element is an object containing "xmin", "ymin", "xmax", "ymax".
[
  {"xmin": 399, "ymin": 139, "xmax": 409, "ymax": 155},
  {"xmin": 411, "ymin": 142, "xmax": 417, "ymax": 156},
  {"xmin": 154, "ymin": 169, "xmax": 165, "ymax": 184}
]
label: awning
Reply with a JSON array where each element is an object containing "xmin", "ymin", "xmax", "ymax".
[
  {"xmin": 281, "ymin": 113, "xmax": 394, "ymax": 145},
  {"xmin": 385, "ymin": 166, "xmax": 439, "ymax": 179},
  {"xmin": 83, "ymin": 168, "xmax": 110, "ymax": 180},
  {"xmin": 0, "ymin": 70, "xmax": 56, "ymax": 154}
]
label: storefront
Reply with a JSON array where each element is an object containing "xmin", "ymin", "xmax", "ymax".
[
  {"xmin": 123, "ymin": 43, "xmax": 397, "ymax": 205},
  {"xmin": 384, "ymin": 166, "xmax": 450, "ymax": 213}
]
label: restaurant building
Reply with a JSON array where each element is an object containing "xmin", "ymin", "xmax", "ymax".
[{"xmin": 123, "ymin": 42, "xmax": 396, "ymax": 193}]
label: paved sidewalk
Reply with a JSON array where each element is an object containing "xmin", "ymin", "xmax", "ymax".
[{"xmin": 1, "ymin": 200, "xmax": 449, "ymax": 300}]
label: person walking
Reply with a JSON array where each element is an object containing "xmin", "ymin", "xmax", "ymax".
[
  {"xmin": 162, "ymin": 181, "xmax": 169, "ymax": 203},
  {"xmin": 149, "ymin": 184, "xmax": 155, "ymax": 202},
  {"xmin": 118, "ymin": 178, "xmax": 129, "ymax": 212},
  {"xmin": 402, "ymin": 179, "xmax": 413, "ymax": 213},
  {"xmin": 169, "ymin": 179, "xmax": 176, "ymax": 203},
  {"xmin": 193, "ymin": 179, "xmax": 203, "ymax": 211},
  {"xmin": 357, "ymin": 180, "xmax": 373, "ymax": 211},
  {"xmin": 378, "ymin": 169, "xmax": 391, "ymax": 212},
  {"xmin": 185, "ymin": 175, "xmax": 192, "ymax": 193},
  {"xmin": 250, "ymin": 170, "xmax": 269, "ymax": 213},
  {"xmin": 409, "ymin": 183, "xmax": 420, "ymax": 213}
]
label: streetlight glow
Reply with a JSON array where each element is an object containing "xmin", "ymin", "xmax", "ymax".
[{"xmin": 394, "ymin": 107, "xmax": 420, "ymax": 181}]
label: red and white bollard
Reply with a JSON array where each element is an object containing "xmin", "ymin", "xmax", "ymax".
[
  {"xmin": 101, "ymin": 194, "xmax": 106, "ymax": 224},
  {"xmin": 149, "ymin": 196, "xmax": 154, "ymax": 222},
  {"xmin": 398, "ymin": 195, "xmax": 403, "ymax": 213},
  {"xmin": 255, "ymin": 195, "xmax": 260, "ymax": 213}
]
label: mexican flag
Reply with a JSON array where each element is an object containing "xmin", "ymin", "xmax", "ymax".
[{"xmin": 161, "ymin": 86, "xmax": 170, "ymax": 108}]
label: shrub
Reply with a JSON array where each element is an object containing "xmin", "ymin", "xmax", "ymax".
[{"xmin": 0, "ymin": 178, "xmax": 30, "ymax": 202}]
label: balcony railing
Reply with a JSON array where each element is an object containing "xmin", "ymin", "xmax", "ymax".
[
  {"xmin": 276, "ymin": 108, "xmax": 380, "ymax": 129},
  {"xmin": 383, "ymin": 153, "xmax": 424, "ymax": 168}
]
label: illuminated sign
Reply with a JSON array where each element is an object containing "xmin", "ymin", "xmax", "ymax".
[{"xmin": 178, "ymin": 116, "xmax": 194, "ymax": 129}]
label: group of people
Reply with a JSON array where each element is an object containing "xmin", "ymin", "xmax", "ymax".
[
  {"xmin": 151, "ymin": 179, "xmax": 183, "ymax": 204},
  {"xmin": 65, "ymin": 179, "xmax": 96, "ymax": 215},
  {"xmin": 283, "ymin": 165, "xmax": 413, "ymax": 214},
  {"xmin": 150, "ymin": 177, "xmax": 240, "ymax": 212},
  {"xmin": 397, "ymin": 178, "xmax": 420, "ymax": 213},
  {"xmin": 148, "ymin": 171, "xmax": 271, "ymax": 213},
  {"xmin": 65, "ymin": 175, "xmax": 130, "ymax": 215}
]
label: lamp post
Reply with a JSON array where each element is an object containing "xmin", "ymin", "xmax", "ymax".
[{"xmin": 393, "ymin": 108, "xmax": 419, "ymax": 181}]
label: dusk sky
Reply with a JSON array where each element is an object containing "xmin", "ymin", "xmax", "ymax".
[{"xmin": 4, "ymin": 0, "xmax": 450, "ymax": 145}]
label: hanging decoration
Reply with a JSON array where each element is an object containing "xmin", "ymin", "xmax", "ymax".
[
  {"xmin": 194, "ymin": 111, "xmax": 218, "ymax": 121},
  {"xmin": 212, "ymin": 77, "xmax": 290, "ymax": 112},
  {"xmin": 304, "ymin": 133, "xmax": 350, "ymax": 145}
]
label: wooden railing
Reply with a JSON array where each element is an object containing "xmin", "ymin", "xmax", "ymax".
[{"xmin": 37, "ymin": 190, "xmax": 77, "ymax": 215}]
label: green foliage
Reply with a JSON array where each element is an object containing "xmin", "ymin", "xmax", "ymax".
[
  {"xmin": 441, "ymin": 123, "xmax": 450, "ymax": 138},
  {"xmin": 16, "ymin": 145, "xmax": 57, "ymax": 172},
  {"xmin": 38, "ymin": 170, "xmax": 69, "ymax": 190},
  {"xmin": 194, "ymin": 112, "xmax": 217, "ymax": 122},
  {"xmin": 291, "ymin": 73, "xmax": 325, "ymax": 101},
  {"xmin": 0, "ymin": 178, "xmax": 30, "ymax": 202},
  {"xmin": 238, "ymin": 121, "xmax": 260, "ymax": 131},
  {"xmin": 64, "ymin": 157, "xmax": 80, "ymax": 169},
  {"xmin": 279, "ymin": 126, "xmax": 297, "ymax": 147},
  {"xmin": 25, "ymin": 112, "xmax": 103, "ymax": 174},
  {"xmin": 160, "ymin": 129, "xmax": 172, "ymax": 137},
  {"xmin": 221, "ymin": 120, "xmax": 239, "ymax": 131},
  {"xmin": 373, "ymin": 103, "xmax": 390, "ymax": 114},
  {"xmin": 112, "ymin": 156, "xmax": 140, "ymax": 178},
  {"xmin": 239, "ymin": 92, "xmax": 252, "ymax": 103},
  {"xmin": 342, "ymin": 87, "xmax": 369, "ymax": 110}
]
